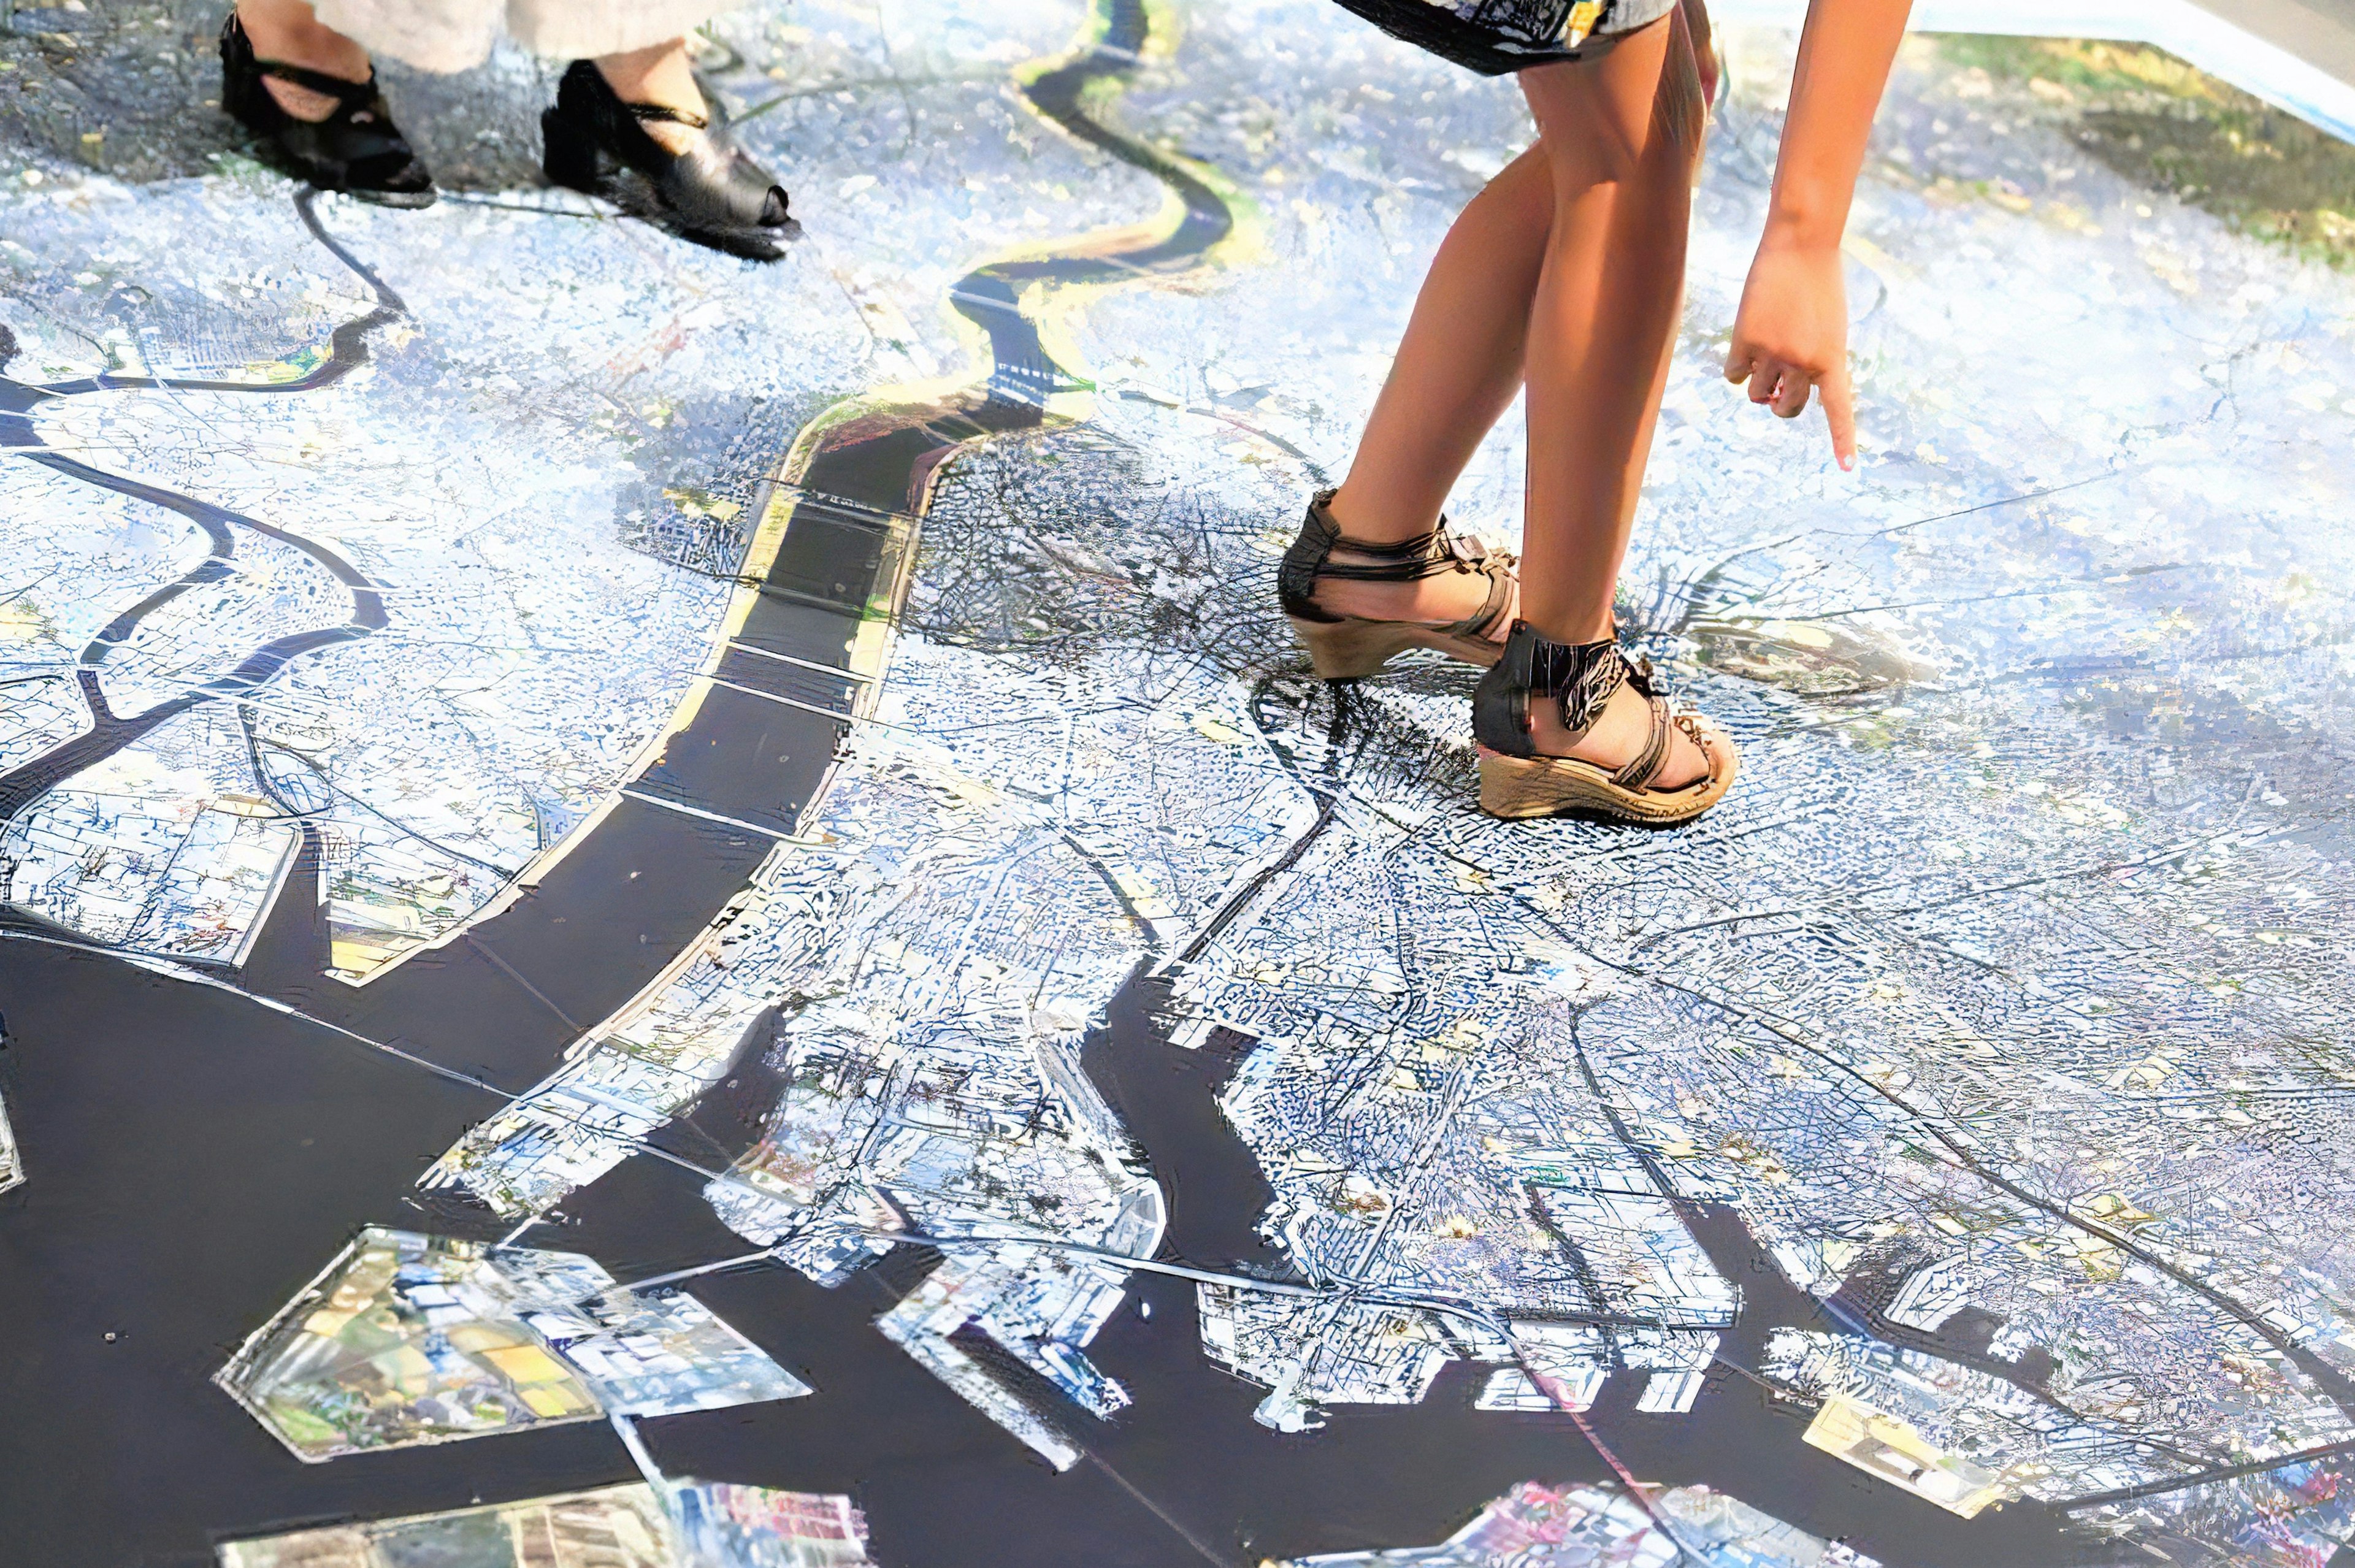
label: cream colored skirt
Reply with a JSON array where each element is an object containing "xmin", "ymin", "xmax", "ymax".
[{"xmin": 313, "ymin": 0, "xmax": 740, "ymax": 73}]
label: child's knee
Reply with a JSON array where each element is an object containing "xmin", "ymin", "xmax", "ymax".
[{"xmin": 1533, "ymin": 112, "xmax": 1644, "ymax": 191}]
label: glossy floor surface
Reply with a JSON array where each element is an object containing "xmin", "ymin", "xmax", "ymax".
[{"xmin": 6, "ymin": 2, "xmax": 2355, "ymax": 1565}]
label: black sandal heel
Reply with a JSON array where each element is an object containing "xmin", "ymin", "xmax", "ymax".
[
  {"xmin": 540, "ymin": 59, "xmax": 789, "ymax": 246},
  {"xmin": 218, "ymin": 13, "xmax": 435, "ymax": 207},
  {"xmin": 540, "ymin": 105, "xmax": 607, "ymax": 192}
]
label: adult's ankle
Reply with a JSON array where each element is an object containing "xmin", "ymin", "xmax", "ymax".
[
  {"xmin": 236, "ymin": 2, "xmax": 366, "ymax": 69},
  {"xmin": 592, "ymin": 39, "xmax": 699, "ymax": 104},
  {"xmin": 591, "ymin": 39, "xmax": 706, "ymax": 151},
  {"xmin": 234, "ymin": 1, "xmax": 372, "ymax": 121}
]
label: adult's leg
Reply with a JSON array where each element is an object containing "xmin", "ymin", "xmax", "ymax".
[
  {"xmin": 1517, "ymin": 12, "xmax": 1712, "ymax": 783},
  {"xmin": 1309, "ymin": 147, "xmax": 1551, "ymax": 630},
  {"xmin": 235, "ymin": 0, "xmax": 373, "ymax": 120}
]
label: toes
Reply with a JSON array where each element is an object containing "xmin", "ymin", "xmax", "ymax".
[
  {"xmin": 1666, "ymin": 718, "xmax": 1717, "ymax": 789},
  {"xmin": 1669, "ymin": 735, "xmax": 1709, "ymax": 789},
  {"xmin": 1688, "ymin": 720, "xmax": 1740, "ymax": 790}
]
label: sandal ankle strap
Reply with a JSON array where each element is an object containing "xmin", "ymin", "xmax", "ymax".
[
  {"xmin": 558, "ymin": 59, "xmax": 716, "ymax": 134},
  {"xmin": 1472, "ymin": 621, "xmax": 1656, "ymax": 759},
  {"xmin": 625, "ymin": 100, "xmax": 711, "ymax": 131},
  {"xmin": 250, "ymin": 56, "xmax": 383, "ymax": 108},
  {"xmin": 1529, "ymin": 633, "xmax": 1645, "ymax": 741},
  {"xmin": 1277, "ymin": 488, "xmax": 1507, "ymax": 624}
]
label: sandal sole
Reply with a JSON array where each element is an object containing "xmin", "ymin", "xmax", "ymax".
[
  {"xmin": 1289, "ymin": 614, "xmax": 1504, "ymax": 679},
  {"xmin": 1477, "ymin": 731, "xmax": 1739, "ymax": 826}
]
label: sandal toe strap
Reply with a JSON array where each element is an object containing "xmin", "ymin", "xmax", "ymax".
[
  {"xmin": 627, "ymin": 100, "xmax": 712, "ymax": 131},
  {"xmin": 253, "ymin": 58, "xmax": 382, "ymax": 108},
  {"xmin": 1611, "ymin": 694, "xmax": 1677, "ymax": 790}
]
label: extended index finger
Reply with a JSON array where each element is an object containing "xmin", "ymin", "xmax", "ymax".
[{"xmin": 1820, "ymin": 361, "xmax": 1857, "ymax": 472}]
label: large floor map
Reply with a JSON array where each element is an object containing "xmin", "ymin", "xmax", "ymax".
[{"xmin": 7, "ymin": 0, "xmax": 2355, "ymax": 1564}]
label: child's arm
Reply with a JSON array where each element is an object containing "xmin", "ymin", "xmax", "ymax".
[{"xmin": 1722, "ymin": 0, "xmax": 1912, "ymax": 470}]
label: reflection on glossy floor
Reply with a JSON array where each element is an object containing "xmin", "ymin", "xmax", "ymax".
[{"xmin": 6, "ymin": 0, "xmax": 2355, "ymax": 1564}]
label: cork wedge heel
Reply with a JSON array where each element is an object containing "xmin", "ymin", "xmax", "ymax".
[
  {"xmin": 1477, "ymin": 722, "xmax": 1736, "ymax": 823},
  {"xmin": 1471, "ymin": 622, "xmax": 1737, "ymax": 826},
  {"xmin": 1277, "ymin": 490, "xmax": 1517, "ymax": 679},
  {"xmin": 1292, "ymin": 612, "xmax": 1504, "ymax": 681}
]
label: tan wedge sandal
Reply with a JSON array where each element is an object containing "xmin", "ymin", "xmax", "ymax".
[
  {"xmin": 1472, "ymin": 622, "xmax": 1737, "ymax": 825},
  {"xmin": 1277, "ymin": 489, "xmax": 1517, "ymax": 679}
]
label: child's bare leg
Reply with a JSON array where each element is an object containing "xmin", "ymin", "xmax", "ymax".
[
  {"xmin": 1517, "ymin": 13, "xmax": 1711, "ymax": 786},
  {"xmin": 1312, "ymin": 148, "xmax": 1550, "ymax": 630}
]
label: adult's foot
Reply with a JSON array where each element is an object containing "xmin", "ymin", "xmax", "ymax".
[
  {"xmin": 232, "ymin": 0, "xmax": 370, "ymax": 121},
  {"xmin": 221, "ymin": 3, "xmax": 434, "ymax": 202},
  {"xmin": 1278, "ymin": 488, "xmax": 1518, "ymax": 678},
  {"xmin": 543, "ymin": 40, "xmax": 789, "ymax": 240},
  {"xmin": 591, "ymin": 40, "xmax": 710, "ymax": 155}
]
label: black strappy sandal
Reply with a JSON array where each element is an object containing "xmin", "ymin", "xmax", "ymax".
[
  {"xmin": 1276, "ymin": 489, "xmax": 1518, "ymax": 679},
  {"xmin": 1471, "ymin": 622, "xmax": 1737, "ymax": 825},
  {"xmin": 540, "ymin": 60, "xmax": 789, "ymax": 244},
  {"xmin": 218, "ymin": 13, "xmax": 435, "ymax": 207}
]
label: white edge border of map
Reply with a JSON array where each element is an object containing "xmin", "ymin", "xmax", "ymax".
[{"xmin": 1712, "ymin": 0, "xmax": 2355, "ymax": 146}]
